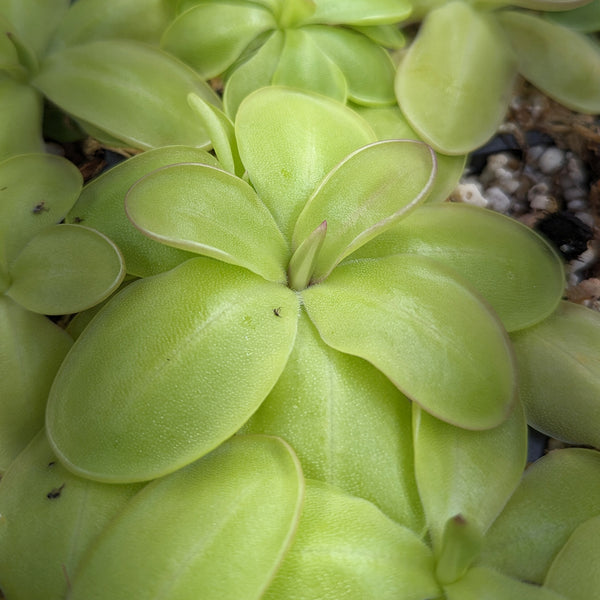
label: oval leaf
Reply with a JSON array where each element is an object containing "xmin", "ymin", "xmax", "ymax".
[
  {"xmin": 292, "ymin": 139, "xmax": 436, "ymax": 283},
  {"xmin": 32, "ymin": 40, "xmax": 221, "ymax": 150},
  {"xmin": 7, "ymin": 224, "xmax": 125, "ymax": 315},
  {"xmin": 306, "ymin": 0, "xmax": 411, "ymax": 25},
  {"xmin": 395, "ymin": 1, "xmax": 517, "ymax": 154},
  {"xmin": 69, "ymin": 435, "xmax": 304, "ymax": 600},
  {"xmin": 126, "ymin": 163, "xmax": 289, "ymax": 283},
  {"xmin": 46, "ymin": 257, "xmax": 299, "ymax": 482},
  {"xmin": 302, "ymin": 255, "xmax": 516, "ymax": 429}
]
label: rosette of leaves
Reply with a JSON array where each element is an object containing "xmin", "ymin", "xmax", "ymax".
[
  {"xmin": 0, "ymin": 153, "xmax": 125, "ymax": 470},
  {"xmin": 160, "ymin": 0, "xmax": 410, "ymax": 115},
  {"xmin": 396, "ymin": 0, "xmax": 600, "ymax": 154},
  {"xmin": 45, "ymin": 87, "xmax": 565, "ymax": 484}
]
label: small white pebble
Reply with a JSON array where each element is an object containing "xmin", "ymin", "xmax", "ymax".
[
  {"xmin": 527, "ymin": 145, "xmax": 545, "ymax": 163},
  {"xmin": 566, "ymin": 155, "xmax": 587, "ymax": 185},
  {"xmin": 452, "ymin": 182, "xmax": 487, "ymax": 207},
  {"xmin": 485, "ymin": 186, "xmax": 512, "ymax": 213},
  {"xmin": 563, "ymin": 185, "xmax": 587, "ymax": 202},
  {"xmin": 567, "ymin": 199, "xmax": 588, "ymax": 211},
  {"xmin": 539, "ymin": 147, "xmax": 565, "ymax": 175}
]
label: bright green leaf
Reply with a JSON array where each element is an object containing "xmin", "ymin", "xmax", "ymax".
[
  {"xmin": 7, "ymin": 224, "xmax": 125, "ymax": 315},
  {"xmin": 306, "ymin": 0, "xmax": 411, "ymax": 25},
  {"xmin": 46, "ymin": 257, "xmax": 299, "ymax": 483},
  {"xmin": 302, "ymin": 255, "xmax": 516, "ymax": 430},
  {"xmin": 350, "ymin": 24, "xmax": 406, "ymax": 49},
  {"xmin": 125, "ymin": 162, "xmax": 289, "ymax": 283},
  {"xmin": 69, "ymin": 435, "xmax": 304, "ymax": 600}
]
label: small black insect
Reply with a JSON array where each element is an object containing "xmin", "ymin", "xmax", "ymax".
[
  {"xmin": 47, "ymin": 461, "xmax": 56, "ymax": 468},
  {"xmin": 72, "ymin": 216, "xmax": 84, "ymax": 224},
  {"xmin": 32, "ymin": 201, "xmax": 49, "ymax": 214},
  {"xmin": 273, "ymin": 307, "xmax": 282, "ymax": 317},
  {"xmin": 47, "ymin": 483, "xmax": 65, "ymax": 500}
]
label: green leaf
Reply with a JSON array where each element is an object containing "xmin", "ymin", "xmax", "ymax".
[
  {"xmin": 395, "ymin": 1, "xmax": 517, "ymax": 154},
  {"xmin": 0, "ymin": 153, "xmax": 82, "ymax": 271},
  {"xmin": 305, "ymin": 0, "xmax": 411, "ymax": 25},
  {"xmin": 7, "ymin": 224, "xmax": 125, "ymax": 315},
  {"xmin": 444, "ymin": 566, "xmax": 568, "ymax": 600},
  {"xmin": 352, "ymin": 203, "xmax": 565, "ymax": 332},
  {"xmin": 125, "ymin": 163, "xmax": 289, "ymax": 283},
  {"xmin": 65, "ymin": 146, "xmax": 219, "ymax": 278},
  {"xmin": 264, "ymin": 480, "xmax": 441, "ymax": 600},
  {"xmin": 306, "ymin": 25, "xmax": 397, "ymax": 105},
  {"xmin": 493, "ymin": 0, "xmax": 593, "ymax": 10},
  {"xmin": 0, "ymin": 297, "xmax": 71, "ymax": 471},
  {"xmin": 235, "ymin": 86, "xmax": 375, "ymax": 238},
  {"xmin": 222, "ymin": 30, "xmax": 284, "ymax": 118},
  {"xmin": 0, "ymin": 76, "xmax": 44, "ymax": 160},
  {"xmin": 33, "ymin": 40, "xmax": 221, "ymax": 150},
  {"xmin": 413, "ymin": 402, "xmax": 527, "ymax": 551},
  {"xmin": 0, "ymin": 429, "xmax": 142, "ymax": 600},
  {"xmin": 272, "ymin": 28, "xmax": 347, "ymax": 103},
  {"xmin": 350, "ymin": 24, "xmax": 406, "ymax": 49},
  {"xmin": 497, "ymin": 10, "xmax": 600, "ymax": 114},
  {"xmin": 302, "ymin": 255, "xmax": 516, "ymax": 430},
  {"xmin": 46, "ymin": 257, "xmax": 299, "ymax": 483},
  {"xmin": 52, "ymin": 0, "xmax": 177, "ymax": 48},
  {"xmin": 544, "ymin": 514, "xmax": 600, "ymax": 600},
  {"xmin": 69, "ymin": 435, "xmax": 304, "ymax": 600},
  {"xmin": 287, "ymin": 220, "xmax": 327, "ymax": 291},
  {"xmin": 545, "ymin": 0, "xmax": 600, "ymax": 33},
  {"xmin": 241, "ymin": 310, "xmax": 424, "ymax": 530},
  {"xmin": 161, "ymin": 1, "xmax": 275, "ymax": 77},
  {"xmin": 479, "ymin": 448, "xmax": 600, "ymax": 584},
  {"xmin": 277, "ymin": 0, "xmax": 316, "ymax": 28},
  {"xmin": 510, "ymin": 301, "xmax": 600, "ymax": 447},
  {"xmin": 293, "ymin": 139, "xmax": 436, "ymax": 283}
]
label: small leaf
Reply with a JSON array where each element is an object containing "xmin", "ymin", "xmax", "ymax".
[
  {"xmin": 0, "ymin": 429, "xmax": 142, "ymax": 600},
  {"xmin": 510, "ymin": 301, "xmax": 600, "ymax": 447},
  {"xmin": 161, "ymin": 1, "xmax": 275, "ymax": 78},
  {"xmin": 545, "ymin": 0, "xmax": 600, "ymax": 33},
  {"xmin": 352, "ymin": 203, "xmax": 565, "ymax": 332},
  {"xmin": 242, "ymin": 310, "xmax": 424, "ymax": 530},
  {"xmin": 480, "ymin": 448, "xmax": 600, "ymax": 584},
  {"xmin": 302, "ymin": 255, "xmax": 516, "ymax": 430},
  {"xmin": 235, "ymin": 86, "xmax": 375, "ymax": 238},
  {"xmin": 305, "ymin": 0, "xmax": 411, "ymax": 25},
  {"xmin": 7, "ymin": 224, "xmax": 125, "ymax": 315},
  {"xmin": 395, "ymin": 1, "xmax": 517, "ymax": 154},
  {"xmin": 288, "ymin": 220, "xmax": 327, "ymax": 291},
  {"xmin": 0, "ymin": 297, "xmax": 72, "ymax": 471},
  {"xmin": 65, "ymin": 146, "xmax": 219, "ymax": 278},
  {"xmin": 413, "ymin": 402, "xmax": 527, "ymax": 551},
  {"xmin": 544, "ymin": 514, "xmax": 600, "ymax": 600},
  {"xmin": 0, "ymin": 153, "xmax": 82, "ymax": 270},
  {"xmin": 264, "ymin": 480, "xmax": 441, "ymax": 600},
  {"xmin": 497, "ymin": 10, "xmax": 600, "ymax": 113},
  {"xmin": 33, "ymin": 40, "xmax": 221, "ymax": 150},
  {"xmin": 69, "ymin": 435, "xmax": 304, "ymax": 600},
  {"xmin": 293, "ymin": 139, "xmax": 436, "ymax": 283},
  {"xmin": 125, "ymin": 162, "xmax": 289, "ymax": 283},
  {"xmin": 46, "ymin": 257, "xmax": 299, "ymax": 483},
  {"xmin": 350, "ymin": 24, "xmax": 406, "ymax": 49}
]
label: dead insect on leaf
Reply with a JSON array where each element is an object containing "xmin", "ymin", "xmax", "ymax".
[
  {"xmin": 273, "ymin": 307, "xmax": 282, "ymax": 317},
  {"xmin": 32, "ymin": 201, "xmax": 49, "ymax": 214},
  {"xmin": 47, "ymin": 483, "xmax": 65, "ymax": 500}
]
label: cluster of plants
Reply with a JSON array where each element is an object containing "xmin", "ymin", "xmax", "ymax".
[{"xmin": 1, "ymin": 0, "xmax": 600, "ymax": 598}]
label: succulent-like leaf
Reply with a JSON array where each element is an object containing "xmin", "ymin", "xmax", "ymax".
[
  {"xmin": 46, "ymin": 257, "xmax": 299, "ymax": 483},
  {"xmin": 235, "ymin": 86, "xmax": 376, "ymax": 238},
  {"xmin": 126, "ymin": 162, "xmax": 289, "ymax": 283},
  {"xmin": 510, "ymin": 301, "xmax": 600, "ymax": 447},
  {"xmin": 242, "ymin": 310, "xmax": 424, "ymax": 530},
  {"xmin": 264, "ymin": 480, "xmax": 441, "ymax": 600},
  {"xmin": 305, "ymin": 0, "xmax": 411, "ymax": 25},
  {"xmin": 0, "ymin": 297, "xmax": 72, "ymax": 471},
  {"xmin": 52, "ymin": 0, "xmax": 177, "ymax": 48},
  {"xmin": 353, "ymin": 203, "xmax": 565, "ymax": 332},
  {"xmin": 277, "ymin": 0, "xmax": 316, "ymax": 28},
  {"xmin": 544, "ymin": 514, "xmax": 600, "ymax": 600},
  {"xmin": 545, "ymin": 0, "xmax": 600, "ymax": 32},
  {"xmin": 395, "ymin": 1, "xmax": 517, "ymax": 154},
  {"xmin": 293, "ymin": 139, "xmax": 436, "ymax": 283},
  {"xmin": 0, "ymin": 76, "xmax": 44, "ymax": 160},
  {"xmin": 350, "ymin": 23, "xmax": 406, "ymax": 49},
  {"xmin": 6, "ymin": 224, "xmax": 125, "ymax": 315},
  {"xmin": 161, "ymin": 1, "xmax": 275, "ymax": 77},
  {"xmin": 497, "ymin": 10, "xmax": 600, "ymax": 114},
  {"xmin": 0, "ymin": 153, "xmax": 82, "ymax": 271},
  {"xmin": 305, "ymin": 24, "xmax": 397, "ymax": 105},
  {"xmin": 69, "ymin": 435, "xmax": 304, "ymax": 600},
  {"xmin": 272, "ymin": 28, "xmax": 347, "ymax": 103},
  {"xmin": 490, "ymin": 0, "xmax": 593, "ymax": 9},
  {"xmin": 66, "ymin": 146, "xmax": 219, "ymax": 278},
  {"xmin": 0, "ymin": 430, "xmax": 142, "ymax": 600},
  {"xmin": 413, "ymin": 402, "xmax": 527, "ymax": 550},
  {"xmin": 33, "ymin": 40, "xmax": 221, "ymax": 150},
  {"xmin": 287, "ymin": 220, "xmax": 327, "ymax": 291},
  {"xmin": 302, "ymin": 255, "xmax": 516, "ymax": 430},
  {"xmin": 443, "ymin": 566, "xmax": 568, "ymax": 600},
  {"xmin": 479, "ymin": 448, "xmax": 600, "ymax": 584}
]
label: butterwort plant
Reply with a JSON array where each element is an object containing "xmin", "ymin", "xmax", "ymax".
[{"xmin": 46, "ymin": 87, "xmax": 565, "ymax": 484}]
